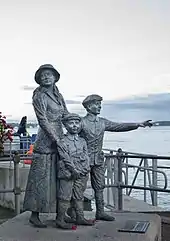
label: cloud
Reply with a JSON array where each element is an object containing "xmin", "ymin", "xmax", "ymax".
[
  {"xmin": 24, "ymin": 100, "xmax": 81, "ymax": 105},
  {"xmin": 65, "ymin": 100, "xmax": 81, "ymax": 104},
  {"xmin": 24, "ymin": 102, "xmax": 32, "ymax": 105},
  {"xmin": 102, "ymin": 93, "xmax": 170, "ymax": 111},
  {"xmin": 21, "ymin": 85, "xmax": 35, "ymax": 91},
  {"xmin": 75, "ymin": 95, "xmax": 86, "ymax": 98}
]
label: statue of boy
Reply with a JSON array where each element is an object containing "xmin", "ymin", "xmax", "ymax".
[
  {"xmin": 56, "ymin": 113, "xmax": 94, "ymax": 229},
  {"xmin": 68, "ymin": 94, "xmax": 152, "ymax": 222}
]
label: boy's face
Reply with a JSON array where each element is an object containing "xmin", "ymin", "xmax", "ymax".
[
  {"xmin": 65, "ymin": 119, "xmax": 81, "ymax": 134},
  {"xmin": 87, "ymin": 100, "xmax": 101, "ymax": 115}
]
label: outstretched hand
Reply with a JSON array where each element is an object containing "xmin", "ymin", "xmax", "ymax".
[{"xmin": 139, "ymin": 120, "xmax": 153, "ymax": 128}]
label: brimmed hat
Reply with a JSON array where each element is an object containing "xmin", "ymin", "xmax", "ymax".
[
  {"xmin": 34, "ymin": 64, "xmax": 60, "ymax": 85},
  {"xmin": 62, "ymin": 113, "xmax": 81, "ymax": 124},
  {"xmin": 82, "ymin": 94, "xmax": 103, "ymax": 108}
]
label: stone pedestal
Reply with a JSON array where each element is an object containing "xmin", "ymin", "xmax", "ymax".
[{"xmin": 0, "ymin": 211, "xmax": 161, "ymax": 241}]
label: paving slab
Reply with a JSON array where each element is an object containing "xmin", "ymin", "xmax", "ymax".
[{"xmin": 0, "ymin": 211, "xmax": 161, "ymax": 241}]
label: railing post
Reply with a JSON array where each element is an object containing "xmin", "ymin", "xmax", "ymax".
[
  {"xmin": 105, "ymin": 156, "xmax": 110, "ymax": 206},
  {"xmin": 128, "ymin": 158, "xmax": 144, "ymax": 196},
  {"xmin": 144, "ymin": 158, "xmax": 147, "ymax": 202},
  {"xmin": 113, "ymin": 152, "xmax": 119, "ymax": 209},
  {"xmin": 152, "ymin": 158, "xmax": 158, "ymax": 206},
  {"xmin": 117, "ymin": 148, "xmax": 123, "ymax": 210},
  {"xmin": 109, "ymin": 151, "xmax": 115, "ymax": 207},
  {"xmin": 9, "ymin": 142, "xmax": 12, "ymax": 168},
  {"xmin": 13, "ymin": 152, "xmax": 21, "ymax": 215},
  {"xmin": 125, "ymin": 155, "xmax": 129, "ymax": 195}
]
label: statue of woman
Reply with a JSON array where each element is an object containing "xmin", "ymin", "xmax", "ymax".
[{"xmin": 23, "ymin": 64, "xmax": 69, "ymax": 228}]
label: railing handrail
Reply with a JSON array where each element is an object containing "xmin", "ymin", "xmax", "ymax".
[
  {"xmin": 3, "ymin": 146, "xmax": 170, "ymax": 159},
  {"xmin": 104, "ymin": 153, "xmax": 170, "ymax": 160},
  {"xmin": 121, "ymin": 162, "xmax": 167, "ymax": 189},
  {"xmin": 103, "ymin": 148, "xmax": 158, "ymax": 157}
]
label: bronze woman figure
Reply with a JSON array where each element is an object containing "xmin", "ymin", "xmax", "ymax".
[{"xmin": 23, "ymin": 64, "xmax": 68, "ymax": 227}]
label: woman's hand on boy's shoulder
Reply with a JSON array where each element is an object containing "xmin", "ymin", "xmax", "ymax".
[{"xmin": 57, "ymin": 138, "xmax": 68, "ymax": 153}]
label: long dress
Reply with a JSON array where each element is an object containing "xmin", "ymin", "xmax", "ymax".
[{"xmin": 23, "ymin": 85, "xmax": 68, "ymax": 213}]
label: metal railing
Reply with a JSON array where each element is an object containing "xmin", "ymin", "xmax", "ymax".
[
  {"xmin": 4, "ymin": 137, "xmax": 33, "ymax": 155},
  {"xmin": 0, "ymin": 152, "xmax": 32, "ymax": 215},
  {"xmin": 1, "ymin": 144, "xmax": 170, "ymax": 215},
  {"xmin": 103, "ymin": 148, "xmax": 170, "ymax": 210}
]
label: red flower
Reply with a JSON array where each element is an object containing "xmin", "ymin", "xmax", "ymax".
[
  {"xmin": 1, "ymin": 119, "xmax": 5, "ymax": 124},
  {"xmin": 91, "ymin": 219, "xmax": 96, "ymax": 224},
  {"xmin": 8, "ymin": 136, "xmax": 13, "ymax": 142},
  {"xmin": 0, "ymin": 112, "xmax": 13, "ymax": 143},
  {"xmin": 71, "ymin": 225, "xmax": 77, "ymax": 230},
  {"xmin": 4, "ymin": 124, "xmax": 7, "ymax": 129}
]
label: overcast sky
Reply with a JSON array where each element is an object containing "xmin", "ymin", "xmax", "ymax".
[{"xmin": 1, "ymin": 0, "xmax": 170, "ymax": 119}]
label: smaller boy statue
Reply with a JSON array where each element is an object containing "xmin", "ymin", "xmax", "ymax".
[{"xmin": 56, "ymin": 113, "xmax": 94, "ymax": 229}]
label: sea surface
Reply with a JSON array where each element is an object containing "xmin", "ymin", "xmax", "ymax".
[{"xmin": 26, "ymin": 125, "xmax": 170, "ymax": 210}]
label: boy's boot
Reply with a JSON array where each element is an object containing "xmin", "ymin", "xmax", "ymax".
[
  {"xmin": 74, "ymin": 200, "xmax": 94, "ymax": 226},
  {"xmin": 95, "ymin": 190, "xmax": 115, "ymax": 221},
  {"xmin": 56, "ymin": 200, "xmax": 73, "ymax": 229}
]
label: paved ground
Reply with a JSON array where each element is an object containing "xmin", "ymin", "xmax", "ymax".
[
  {"xmin": 2, "ymin": 209, "xmax": 170, "ymax": 240},
  {"xmin": 0, "ymin": 211, "xmax": 161, "ymax": 241}
]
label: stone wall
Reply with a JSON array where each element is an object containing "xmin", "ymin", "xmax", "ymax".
[{"xmin": 0, "ymin": 163, "xmax": 29, "ymax": 210}]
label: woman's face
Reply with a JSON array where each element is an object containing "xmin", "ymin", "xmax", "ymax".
[{"xmin": 40, "ymin": 69, "xmax": 56, "ymax": 87}]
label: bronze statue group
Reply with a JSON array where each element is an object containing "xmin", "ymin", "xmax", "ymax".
[{"xmin": 23, "ymin": 64, "xmax": 152, "ymax": 229}]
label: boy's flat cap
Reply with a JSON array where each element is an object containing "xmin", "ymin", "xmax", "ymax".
[
  {"xmin": 82, "ymin": 94, "xmax": 103, "ymax": 108},
  {"xmin": 62, "ymin": 113, "xmax": 81, "ymax": 123}
]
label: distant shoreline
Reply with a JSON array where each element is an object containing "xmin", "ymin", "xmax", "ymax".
[
  {"xmin": 153, "ymin": 121, "xmax": 170, "ymax": 126},
  {"xmin": 8, "ymin": 121, "xmax": 170, "ymax": 128}
]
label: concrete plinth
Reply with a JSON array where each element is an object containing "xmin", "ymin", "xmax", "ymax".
[{"xmin": 0, "ymin": 211, "xmax": 161, "ymax": 241}]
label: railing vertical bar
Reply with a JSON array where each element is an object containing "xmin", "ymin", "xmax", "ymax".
[
  {"xmin": 128, "ymin": 158, "xmax": 144, "ymax": 196},
  {"xmin": 110, "ymin": 155, "xmax": 115, "ymax": 205},
  {"xmin": 9, "ymin": 142, "xmax": 12, "ymax": 168},
  {"xmin": 113, "ymin": 155, "xmax": 119, "ymax": 209},
  {"xmin": 152, "ymin": 158, "xmax": 158, "ymax": 206},
  {"xmin": 13, "ymin": 153, "xmax": 20, "ymax": 215},
  {"xmin": 144, "ymin": 158, "xmax": 147, "ymax": 202},
  {"xmin": 108, "ymin": 151, "xmax": 115, "ymax": 208},
  {"xmin": 125, "ymin": 156, "xmax": 129, "ymax": 195},
  {"xmin": 106, "ymin": 157, "xmax": 110, "ymax": 206},
  {"xmin": 117, "ymin": 149, "xmax": 123, "ymax": 210}
]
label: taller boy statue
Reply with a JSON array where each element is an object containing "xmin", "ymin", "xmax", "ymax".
[{"xmin": 68, "ymin": 94, "xmax": 152, "ymax": 222}]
